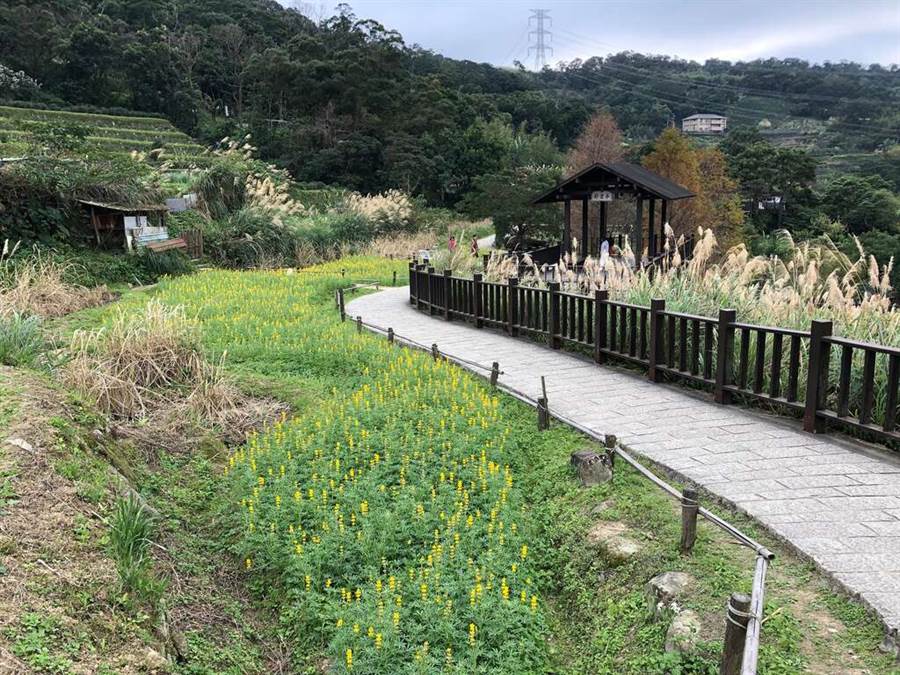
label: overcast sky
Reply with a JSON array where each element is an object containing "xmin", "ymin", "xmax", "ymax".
[{"xmin": 281, "ymin": 0, "xmax": 900, "ymax": 67}]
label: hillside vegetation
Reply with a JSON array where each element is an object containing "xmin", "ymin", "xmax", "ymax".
[{"xmin": 0, "ymin": 104, "xmax": 207, "ymax": 167}]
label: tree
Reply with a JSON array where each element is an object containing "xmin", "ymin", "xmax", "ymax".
[
  {"xmin": 642, "ymin": 128, "xmax": 709, "ymax": 237},
  {"xmin": 458, "ymin": 165, "xmax": 562, "ymax": 243},
  {"xmin": 566, "ymin": 110, "xmax": 624, "ymax": 171},
  {"xmin": 643, "ymin": 128, "xmax": 746, "ymax": 247},
  {"xmin": 819, "ymin": 175, "xmax": 900, "ymax": 235}
]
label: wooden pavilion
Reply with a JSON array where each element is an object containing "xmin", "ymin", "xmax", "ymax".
[{"xmin": 531, "ymin": 162, "xmax": 695, "ymax": 264}]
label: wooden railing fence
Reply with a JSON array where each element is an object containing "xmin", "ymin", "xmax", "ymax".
[{"xmin": 409, "ymin": 262, "xmax": 900, "ymax": 446}]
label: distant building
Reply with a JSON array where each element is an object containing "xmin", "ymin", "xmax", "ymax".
[{"xmin": 682, "ymin": 113, "xmax": 727, "ymax": 134}]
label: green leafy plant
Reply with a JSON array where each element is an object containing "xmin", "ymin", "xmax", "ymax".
[{"xmin": 108, "ymin": 494, "xmax": 156, "ymax": 600}]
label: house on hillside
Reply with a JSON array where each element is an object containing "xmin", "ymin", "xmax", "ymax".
[{"xmin": 682, "ymin": 113, "xmax": 727, "ymax": 134}]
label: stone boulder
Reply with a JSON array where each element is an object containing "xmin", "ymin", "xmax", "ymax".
[
  {"xmin": 571, "ymin": 449, "xmax": 612, "ymax": 487},
  {"xmin": 665, "ymin": 610, "xmax": 702, "ymax": 653},
  {"xmin": 646, "ymin": 571, "xmax": 694, "ymax": 617},
  {"xmin": 586, "ymin": 521, "xmax": 641, "ymax": 563}
]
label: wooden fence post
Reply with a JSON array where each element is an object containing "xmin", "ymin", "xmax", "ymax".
[
  {"xmin": 356, "ymin": 316, "xmax": 362, "ymax": 333},
  {"xmin": 595, "ymin": 289, "xmax": 608, "ymax": 364},
  {"xmin": 720, "ymin": 593, "xmax": 751, "ymax": 675},
  {"xmin": 393, "ymin": 270, "xmax": 397, "ymax": 286},
  {"xmin": 680, "ymin": 488, "xmax": 699, "ymax": 555},
  {"xmin": 549, "ymin": 282, "xmax": 561, "ymax": 349},
  {"xmin": 715, "ymin": 309, "xmax": 737, "ymax": 404},
  {"xmin": 648, "ymin": 298, "xmax": 665, "ymax": 382},
  {"xmin": 338, "ymin": 289, "xmax": 346, "ymax": 322},
  {"xmin": 508, "ymin": 277, "xmax": 519, "ymax": 337},
  {"xmin": 604, "ymin": 434, "xmax": 617, "ymax": 470},
  {"xmin": 490, "ymin": 362, "xmax": 500, "ymax": 388},
  {"xmin": 473, "ymin": 273, "xmax": 484, "ymax": 329},
  {"xmin": 537, "ymin": 376, "xmax": 550, "ymax": 430},
  {"xmin": 482, "ymin": 253, "xmax": 490, "ymax": 271},
  {"xmin": 387, "ymin": 327, "xmax": 394, "ymax": 344},
  {"xmin": 409, "ymin": 262, "xmax": 416, "ymax": 304},
  {"xmin": 804, "ymin": 319, "xmax": 833, "ymax": 433},
  {"xmin": 428, "ymin": 267, "xmax": 436, "ymax": 316},
  {"xmin": 443, "ymin": 269, "xmax": 452, "ymax": 321},
  {"xmin": 432, "ymin": 343, "xmax": 439, "ymax": 360}
]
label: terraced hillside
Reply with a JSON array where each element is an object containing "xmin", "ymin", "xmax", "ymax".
[{"xmin": 0, "ymin": 104, "xmax": 209, "ymax": 167}]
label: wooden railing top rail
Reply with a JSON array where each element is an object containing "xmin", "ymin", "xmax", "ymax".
[
  {"xmin": 731, "ymin": 321, "xmax": 810, "ymax": 339},
  {"xmin": 660, "ymin": 308, "xmax": 718, "ymax": 323},
  {"xmin": 824, "ymin": 334, "xmax": 900, "ymax": 357}
]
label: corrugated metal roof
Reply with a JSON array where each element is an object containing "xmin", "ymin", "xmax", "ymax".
[
  {"xmin": 531, "ymin": 162, "xmax": 695, "ymax": 204},
  {"xmin": 77, "ymin": 199, "xmax": 169, "ymax": 212},
  {"xmin": 683, "ymin": 113, "xmax": 727, "ymax": 120}
]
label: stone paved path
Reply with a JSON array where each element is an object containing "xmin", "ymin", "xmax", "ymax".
[{"xmin": 348, "ymin": 286, "xmax": 900, "ymax": 638}]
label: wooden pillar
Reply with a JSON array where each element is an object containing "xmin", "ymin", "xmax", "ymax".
[
  {"xmin": 563, "ymin": 199, "xmax": 572, "ymax": 255},
  {"xmin": 648, "ymin": 199, "xmax": 656, "ymax": 256},
  {"xmin": 581, "ymin": 197, "xmax": 589, "ymax": 260},
  {"xmin": 599, "ymin": 201, "xmax": 608, "ymax": 247},
  {"xmin": 660, "ymin": 200, "xmax": 669, "ymax": 250},
  {"xmin": 634, "ymin": 197, "xmax": 644, "ymax": 265}
]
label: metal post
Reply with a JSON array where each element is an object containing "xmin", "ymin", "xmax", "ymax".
[
  {"xmin": 804, "ymin": 319, "xmax": 833, "ymax": 433},
  {"xmin": 648, "ymin": 298, "xmax": 665, "ymax": 382},
  {"xmin": 356, "ymin": 316, "xmax": 362, "ymax": 333},
  {"xmin": 720, "ymin": 593, "xmax": 751, "ymax": 675},
  {"xmin": 680, "ymin": 488, "xmax": 699, "ymax": 555},
  {"xmin": 338, "ymin": 289, "xmax": 346, "ymax": 322},
  {"xmin": 715, "ymin": 309, "xmax": 737, "ymax": 404},
  {"xmin": 393, "ymin": 270, "xmax": 397, "ymax": 286},
  {"xmin": 409, "ymin": 262, "xmax": 416, "ymax": 304}
]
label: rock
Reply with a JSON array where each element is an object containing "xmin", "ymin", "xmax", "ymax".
[
  {"xmin": 590, "ymin": 499, "xmax": 614, "ymax": 516},
  {"xmin": 570, "ymin": 449, "xmax": 612, "ymax": 486},
  {"xmin": 586, "ymin": 521, "xmax": 642, "ymax": 563},
  {"xmin": 646, "ymin": 571, "xmax": 694, "ymax": 617},
  {"xmin": 142, "ymin": 648, "xmax": 170, "ymax": 672},
  {"xmin": 665, "ymin": 610, "xmax": 701, "ymax": 653},
  {"xmin": 5, "ymin": 437, "xmax": 33, "ymax": 452}
]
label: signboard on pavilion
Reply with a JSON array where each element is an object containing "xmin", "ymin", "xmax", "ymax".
[{"xmin": 591, "ymin": 190, "xmax": 614, "ymax": 202}]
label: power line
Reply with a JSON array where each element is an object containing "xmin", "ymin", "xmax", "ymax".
[
  {"xmin": 551, "ymin": 58, "xmax": 900, "ymax": 136},
  {"xmin": 528, "ymin": 9, "xmax": 553, "ymax": 71},
  {"xmin": 555, "ymin": 28, "xmax": 898, "ymax": 107}
]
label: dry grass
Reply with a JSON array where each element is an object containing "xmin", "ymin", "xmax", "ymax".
[
  {"xmin": 365, "ymin": 232, "xmax": 438, "ymax": 259},
  {"xmin": 487, "ymin": 229, "xmax": 899, "ymax": 346},
  {"xmin": 0, "ymin": 243, "xmax": 115, "ymax": 319},
  {"xmin": 64, "ymin": 300, "xmax": 285, "ymax": 438}
]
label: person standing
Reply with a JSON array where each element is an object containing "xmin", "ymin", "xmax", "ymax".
[
  {"xmin": 470, "ymin": 235, "xmax": 479, "ymax": 257},
  {"xmin": 448, "ymin": 234, "xmax": 457, "ymax": 252}
]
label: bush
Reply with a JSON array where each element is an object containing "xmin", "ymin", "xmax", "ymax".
[{"xmin": 0, "ymin": 312, "xmax": 43, "ymax": 366}]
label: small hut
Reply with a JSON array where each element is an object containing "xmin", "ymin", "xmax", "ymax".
[
  {"xmin": 78, "ymin": 199, "xmax": 170, "ymax": 251},
  {"xmin": 531, "ymin": 162, "xmax": 695, "ymax": 266}
]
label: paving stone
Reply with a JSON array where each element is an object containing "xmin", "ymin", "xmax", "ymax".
[{"xmin": 347, "ymin": 287, "xmax": 900, "ymax": 635}]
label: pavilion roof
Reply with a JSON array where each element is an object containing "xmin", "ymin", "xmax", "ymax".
[{"xmin": 531, "ymin": 161, "xmax": 695, "ymax": 204}]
